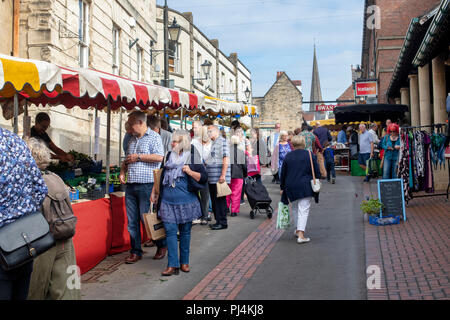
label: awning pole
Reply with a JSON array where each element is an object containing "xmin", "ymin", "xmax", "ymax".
[
  {"xmin": 105, "ymin": 100, "xmax": 111, "ymax": 195},
  {"xmin": 118, "ymin": 107, "xmax": 123, "ymax": 165},
  {"xmin": 13, "ymin": 93, "xmax": 19, "ymax": 134},
  {"xmin": 180, "ymin": 108, "xmax": 184, "ymax": 129}
]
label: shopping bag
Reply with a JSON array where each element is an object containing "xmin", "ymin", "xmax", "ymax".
[
  {"xmin": 217, "ymin": 181, "xmax": 232, "ymax": 197},
  {"xmin": 142, "ymin": 204, "xmax": 165, "ymax": 241},
  {"xmin": 247, "ymin": 155, "xmax": 261, "ymax": 174},
  {"xmin": 366, "ymin": 158, "xmax": 379, "ymax": 177},
  {"xmin": 153, "ymin": 169, "xmax": 163, "ymax": 195},
  {"xmin": 276, "ymin": 202, "xmax": 290, "ymax": 230}
]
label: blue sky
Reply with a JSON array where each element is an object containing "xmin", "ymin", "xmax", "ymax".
[{"xmin": 157, "ymin": 0, "xmax": 365, "ymax": 110}]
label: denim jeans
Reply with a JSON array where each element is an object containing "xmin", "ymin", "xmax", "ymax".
[
  {"xmin": 125, "ymin": 183, "xmax": 166, "ymax": 256},
  {"xmin": 326, "ymin": 161, "xmax": 336, "ymax": 180},
  {"xmin": 382, "ymin": 158, "xmax": 398, "ymax": 179},
  {"xmin": 163, "ymin": 222, "xmax": 192, "ymax": 268}
]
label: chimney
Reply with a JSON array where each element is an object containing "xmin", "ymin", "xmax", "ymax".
[
  {"xmin": 210, "ymin": 39, "xmax": 219, "ymax": 49},
  {"xmin": 182, "ymin": 12, "xmax": 193, "ymax": 24},
  {"xmin": 276, "ymin": 71, "xmax": 284, "ymax": 80},
  {"xmin": 229, "ymin": 53, "xmax": 238, "ymax": 65}
]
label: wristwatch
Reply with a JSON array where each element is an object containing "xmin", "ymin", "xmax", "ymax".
[{"xmin": 137, "ymin": 155, "xmax": 141, "ymax": 162}]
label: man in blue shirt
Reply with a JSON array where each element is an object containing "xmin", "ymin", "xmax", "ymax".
[
  {"xmin": 337, "ymin": 125, "xmax": 347, "ymax": 144},
  {"xmin": 119, "ymin": 111, "xmax": 165, "ymax": 264},
  {"xmin": 313, "ymin": 123, "xmax": 332, "ymax": 178}
]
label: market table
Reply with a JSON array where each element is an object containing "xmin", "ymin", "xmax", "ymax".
[{"xmin": 71, "ymin": 193, "xmax": 149, "ymax": 275}]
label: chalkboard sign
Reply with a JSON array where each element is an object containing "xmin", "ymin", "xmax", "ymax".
[{"xmin": 377, "ymin": 179, "xmax": 406, "ymax": 221}]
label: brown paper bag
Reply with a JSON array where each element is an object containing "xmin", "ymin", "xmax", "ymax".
[
  {"xmin": 216, "ymin": 181, "xmax": 232, "ymax": 198},
  {"xmin": 153, "ymin": 169, "xmax": 163, "ymax": 195},
  {"xmin": 142, "ymin": 204, "xmax": 165, "ymax": 241}
]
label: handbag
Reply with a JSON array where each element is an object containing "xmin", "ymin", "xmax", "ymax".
[
  {"xmin": 142, "ymin": 204, "xmax": 166, "ymax": 241},
  {"xmin": 216, "ymin": 181, "xmax": 232, "ymax": 197},
  {"xmin": 309, "ymin": 151, "xmax": 321, "ymax": 193},
  {"xmin": 276, "ymin": 202, "xmax": 290, "ymax": 230},
  {"xmin": 0, "ymin": 212, "xmax": 55, "ymax": 271}
]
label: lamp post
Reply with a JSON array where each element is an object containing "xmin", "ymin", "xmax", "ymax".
[{"xmin": 192, "ymin": 60, "xmax": 212, "ymax": 86}]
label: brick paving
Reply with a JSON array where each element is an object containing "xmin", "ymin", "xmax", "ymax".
[
  {"xmin": 365, "ymin": 195, "xmax": 450, "ymax": 300},
  {"xmin": 183, "ymin": 216, "xmax": 284, "ymax": 300}
]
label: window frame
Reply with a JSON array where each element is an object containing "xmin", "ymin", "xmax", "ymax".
[
  {"xmin": 78, "ymin": 0, "xmax": 90, "ymax": 68},
  {"xmin": 112, "ymin": 26, "xmax": 120, "ymax": 75}
]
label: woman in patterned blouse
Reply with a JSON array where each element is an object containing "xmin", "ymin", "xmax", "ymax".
[{"xmin": 0, "ymin": 127, "xmax": 48, "ymax": 300}]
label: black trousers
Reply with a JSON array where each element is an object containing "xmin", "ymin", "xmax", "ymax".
[
  {"xmin": 209, "ymin": 184, "xmax": 228, "ymax": 226},
  {"xmin": 0, "ymin": 261, "xmax": 33, "ymax": 300}
]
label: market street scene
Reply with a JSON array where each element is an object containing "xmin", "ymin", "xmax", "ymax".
[{"xmin": 0, "ymin": 0, "xmax": 449, "ymax": 303}]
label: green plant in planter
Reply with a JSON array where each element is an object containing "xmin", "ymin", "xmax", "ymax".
[{"xmin": 360, "ymin": 198, "xmax": 384, "ymax": 216}]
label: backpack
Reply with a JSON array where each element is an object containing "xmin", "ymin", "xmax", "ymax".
[{"xmin": 41, "ymin": 171, "xmax": 77, "ymax": 240}]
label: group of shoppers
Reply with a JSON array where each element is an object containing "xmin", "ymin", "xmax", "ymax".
[
  {"xmin": 1, "ymin": 115, "xmax": 81, "ymax": 300},
  {"xmin": 120, "ymin": 112, "xmax": 272, "ymax": 277},
  {"xmin": 336, "ymin": 119, "xmax": 401, "ymax": 182}
]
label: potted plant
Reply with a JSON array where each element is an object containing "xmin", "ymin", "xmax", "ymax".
[{"xmin": 360, "ymin": 198, "xmax": 384, "ymax": 222}]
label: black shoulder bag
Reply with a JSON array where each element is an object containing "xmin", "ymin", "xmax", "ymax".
[{"xmin": 0, "ymin": 212, "xmax": 55, "ymax": 271}]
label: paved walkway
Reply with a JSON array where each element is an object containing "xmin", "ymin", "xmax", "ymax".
[
  {"xmin": 80, "ymin": 170, "xmax": 449, "ymax": 300},
  {"xmin": 364, "ymin": 189, "xmax": 449, "ymax": 300}
]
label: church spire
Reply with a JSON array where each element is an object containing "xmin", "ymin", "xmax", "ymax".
[{"xmin": 309, "ymin": 44, "xmax": 323, "ymax": 112}]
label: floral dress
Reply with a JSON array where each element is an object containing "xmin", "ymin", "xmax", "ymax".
[{"xmin": 278, "ymin": 143, "xmax": 292, "ymax": 175}]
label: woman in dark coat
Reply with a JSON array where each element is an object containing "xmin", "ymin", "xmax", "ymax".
[
  {"xmin": 280, "ymin": 135, "xmax": 321, "ymax": 244},
  {"xmin": 151, "ymin": 130, "xmax": 208, "ymax": 276}
]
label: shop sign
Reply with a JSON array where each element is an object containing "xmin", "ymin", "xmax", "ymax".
[
  {"xmin": 315, "ymin": 104, "xmax": 336, "ymax": 112},
  {"xmin": 355, "ymin": 81, "xmax": 377, "ymax": 97}
]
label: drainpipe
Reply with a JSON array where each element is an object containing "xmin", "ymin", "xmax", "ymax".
[{"xmin": 13, "ymin": 0, "xmax": 20, "ymax": 57}]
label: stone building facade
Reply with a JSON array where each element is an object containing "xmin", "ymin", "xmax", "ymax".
[
  {"xmin": 0, "ymin": 0, "xmax": 158, "ymax": 165},
  {"xmin": 153, "ymin": 6, "xmax": 252, "ymax": 104},
  {"xmin": 0, "ymin": 0, "xmax": 14, "ymax": 57},
  {"xmin": 253, "ymin": 72, "xmax": 303, "ymax": 132}
]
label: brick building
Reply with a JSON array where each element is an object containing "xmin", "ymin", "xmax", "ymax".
[
  {"xmin": 253, "ymin": 71, "xmax": 303, "ymax": 132},
  {"xmin": 361, "ymin": 0, "xmax": 441, "ymax": 103}
]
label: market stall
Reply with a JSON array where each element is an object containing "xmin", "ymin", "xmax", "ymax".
[
  {"xmin": 0, "ymin": 54, "xmax": 255, "ymax": 274},
  {"xmin": 333, "ymin": 103, "xmax": 408, "ymax": 124}
]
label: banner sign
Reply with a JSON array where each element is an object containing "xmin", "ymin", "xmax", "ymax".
[
  {"xmin": 355, "ymin": 81, "xmax": 377, "ymax": 97},
  {"xmin": 315, "ymin": 104, "xmax": 336, "ymax": 112}
]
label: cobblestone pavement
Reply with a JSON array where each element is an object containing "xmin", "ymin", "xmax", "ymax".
[{"xmin": 364, "ymin": 183, "xmax": 449, "ymax": 300}]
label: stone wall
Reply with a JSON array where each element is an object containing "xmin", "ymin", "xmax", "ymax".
[{"xmin": 255, "ymin": 73, "xmax": 303, "ymax": 132}]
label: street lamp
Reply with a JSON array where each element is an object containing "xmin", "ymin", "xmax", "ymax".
[
  {"xmin": 355, "ymin": 65, "xmax": 362, "ymax": 79},
  {"xmin": 168, "ymin": 17, "xmax": 181, "ymax": 43},
  {"xmin": 244, "ymin": 87, "xmax": 251, "ymax": 103},
  {"xmin": 192, "ymin": 60, "xmax": 212, "ymax": 85}
]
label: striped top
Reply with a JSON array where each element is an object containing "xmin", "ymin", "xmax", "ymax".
[{"xmin": 205, "ymin": 136, "xmax": 231, "ymax": 184}]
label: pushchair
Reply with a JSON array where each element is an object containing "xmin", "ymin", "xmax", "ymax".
[{"xmin": 244, "ymin": 177, "xmax": 273, "ymax": 219}]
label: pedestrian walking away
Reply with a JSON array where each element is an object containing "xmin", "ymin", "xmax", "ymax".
[
  {"xmin": 227, "ymin": 134, "xmax": 248, "ymax": 217},
  {"xmin": 280, "ymin": 135, "xmax": 321, "ymax": 243},
  {"xmin": 26, "ymin": 138, "xmax": 80, "ymax": 300},
  {"xmin": 119, "ymin": 111, "xmax": 165, "ymax": 264},
  {"xmin": 323, "ymin": 141, "xmax": 336, "ymax": 184},
  {"xmin": 151, "ymin": 131, "xmax": 208, "ymax": 276}
]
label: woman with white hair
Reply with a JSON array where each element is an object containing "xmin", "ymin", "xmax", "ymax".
[
  {"xmin": 25, "ymin": 137, "xmax": 80, "ymax": 300},
  {"xmin": 151, "ymin": 130, "xmax": 208, "ymax": 276},
  {"xmin": 271, "ymin": 131, "xmax": 294, "ymax": 182},
  {"xmin": 280, "ymin": 135, "xmax": 321, "ymax": 243}
]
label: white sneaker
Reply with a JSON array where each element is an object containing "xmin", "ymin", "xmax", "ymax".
[
  {"xmin": 297, "ymin": 237, "xmax": 311, "ymax": 244},
  {"xmin": 192, "ymin": 219, "xmax": 201, "ymax": 225}
]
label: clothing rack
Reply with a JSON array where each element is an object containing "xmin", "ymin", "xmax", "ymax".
[{"xmin": 401, "ymin": 123, "xmax": 449, "ymax": 202}]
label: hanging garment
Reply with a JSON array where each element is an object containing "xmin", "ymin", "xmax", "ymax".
[
  {"xmin": 423, "ymin": 132, "xmax": 434, "ymax": 193},
  {"xmin": 431, "ymin": 133, "xmax": 446, "ymax": 169},
  {"xmin": 397, "ymin": 130, "xmax": 412, "ymax": 201},
  {"xmin": 414, "ymin": 131, "xmax": 425, "ymax": 178}
]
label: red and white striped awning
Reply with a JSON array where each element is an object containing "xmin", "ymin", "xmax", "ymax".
[{"xmin": 0, "ymin": 54, "xmax": 249, "ymax": 118}]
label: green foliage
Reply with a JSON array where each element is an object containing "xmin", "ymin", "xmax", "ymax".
[{"xmin": 360, "ymin": 198, "xmax": 384, "ymax": 216}]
